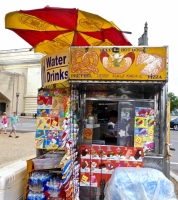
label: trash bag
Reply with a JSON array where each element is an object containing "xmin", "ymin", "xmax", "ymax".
[{"xmin": 104, "ymin": 167, "xmax": 177, "ymax": 200}]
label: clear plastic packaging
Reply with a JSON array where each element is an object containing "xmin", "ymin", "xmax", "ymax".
[
  {"xmin": 104, "ymin": 167, "xmax": 177, "ymax": 200},
  {"xmin": 29, "ymin": 171, "xmax": 53, "ymax": 193},
  {"xmin": 27, "ymin": 191, "xmax": 46, "ymax": 200},
  {"xmin": 32, "ymin": 154, "xmax": 63, "ymax": 170}
]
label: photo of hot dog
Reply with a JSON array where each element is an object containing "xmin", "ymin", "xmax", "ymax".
[{"xmin": 100, "ymin": 51, "xmax": 135, "ymax": 74}]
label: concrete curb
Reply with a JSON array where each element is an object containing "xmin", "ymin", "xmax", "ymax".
[
  {"xmin": 5, "ymin": 116, "xmax": 36, "ymax": 119},
  {"xmin": 0, "ymin": 155, "xmax": 36, "ymax": 169},
  {"xmin": 19, "ymin": 116, "xmax": 35, "ymax": 119},
  {"xmin": 171, "ymin": 171, "xmax": 178, "ymax": 182}
]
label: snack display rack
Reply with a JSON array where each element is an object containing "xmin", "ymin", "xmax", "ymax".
[
  {"xmin": 24, "ymin": 86, "xmax": 80, "ymax": 200},
  {"xmin": 24, "ymin": 46, "xmax": 171, "ymax": 200}
]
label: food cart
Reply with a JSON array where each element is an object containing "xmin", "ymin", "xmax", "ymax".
[
  {"xmin": 69, "ymin": 46, "xmax": 171, "ymax": 199},
  {"xmin": 25, "ymin": 45, "xmax": 171, "ymax": 200},
  {"xmin": 68, "ymin": 45, "xmax": 170, "ymax": 172}
]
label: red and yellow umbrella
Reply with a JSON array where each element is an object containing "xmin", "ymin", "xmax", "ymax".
[{"xmin": 5, "ymin": 6, "xmax": 132, "ymax": 54}]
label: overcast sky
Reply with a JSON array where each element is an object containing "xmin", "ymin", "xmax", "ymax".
[{"xmin": 0, "ymin": 0, "xmax": 177, "ymax": 95}]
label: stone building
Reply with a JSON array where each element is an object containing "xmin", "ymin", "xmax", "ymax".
[{"xmin": 0, "ymin": 48, "xmax": 43, "ymax": 116}]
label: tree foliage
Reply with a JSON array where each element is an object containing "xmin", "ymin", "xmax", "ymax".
[{"xmin": 168, "ymin": 92, "xmax": 178, "ymax": 112}]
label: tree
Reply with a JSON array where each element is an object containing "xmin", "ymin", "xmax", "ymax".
[{"xmin": 167, "ymin": 92, "xmax": 178, "ymax": 112}]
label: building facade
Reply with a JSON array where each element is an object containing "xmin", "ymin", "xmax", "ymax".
[{"xmin": 0, "ymin": 48, "xmax": 43, "ymax": 116}]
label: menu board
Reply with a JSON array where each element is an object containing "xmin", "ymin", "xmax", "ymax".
[
  {"xmin": 69, "ymin": 46, "xmax": 167, "ymax": 81},
  {"xmin": 35, "ymin": 88, "xmax": 70, "ymax": 149},
  {"xmin": 134, "ymin": 107, "xmax": 154, "ymax": 151}
]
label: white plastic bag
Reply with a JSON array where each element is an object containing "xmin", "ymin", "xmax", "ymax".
[{"xmin": 104, "ymin": 167, "xmax": 177, "ymax": 200}]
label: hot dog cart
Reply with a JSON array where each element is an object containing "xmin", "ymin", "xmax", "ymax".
[
  {"xmin": 26, "ymin": 45, "xmax": 171, "ymax": 200},
  {"xmin": 68, "ymin": 45, "xmax": 170, "ymax": 173}
]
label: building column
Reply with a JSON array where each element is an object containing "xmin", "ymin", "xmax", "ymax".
[{"xmin": 24, "ymin": 67, "xmax": 41, "ymax": 115}]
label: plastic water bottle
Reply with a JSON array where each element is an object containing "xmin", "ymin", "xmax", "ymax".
[
  {"xmin": 39, "ymin": 193, "xmax": 46, "ymax": 200},
  {"xmin": 27, "ymin": 191, "xmax": 33, "ymax": 200}
]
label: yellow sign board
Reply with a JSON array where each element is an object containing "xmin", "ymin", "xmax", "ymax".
[
  {"xmin": 69, "ymin": 46, "xmax": 168, "ymax": 81},
  {"xmin": 41, "ymin": 50, "xmax": 69, "ymax": 87}
]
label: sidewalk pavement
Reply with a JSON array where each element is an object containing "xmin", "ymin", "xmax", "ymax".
[{"xmin": 0, "ymin": 131, "xmax": 36, "ymax": 168}]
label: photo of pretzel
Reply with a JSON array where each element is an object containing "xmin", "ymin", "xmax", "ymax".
[{"xmin": 71, "ymin": 50, "xmax": 99, "ymax": 75}]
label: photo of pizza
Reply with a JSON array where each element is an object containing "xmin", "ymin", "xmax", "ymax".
[{"xmin": 136, "ymin": 51, "xmax": 165, "ymax": 75}]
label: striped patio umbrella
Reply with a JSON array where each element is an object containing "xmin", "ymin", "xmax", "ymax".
[{"xmin": 5, "ymin": 6, "xmax": 132, "ymax": 54}]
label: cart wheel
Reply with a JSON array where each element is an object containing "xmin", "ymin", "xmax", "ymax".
[{"xmin": 173, "ymin": 125, "xmax": 178, "ymax": 131}]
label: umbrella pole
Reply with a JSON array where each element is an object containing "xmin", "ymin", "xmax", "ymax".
[{"xmin": 110, "ymin": 21, "xmax": 132, "ymax": 34}]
